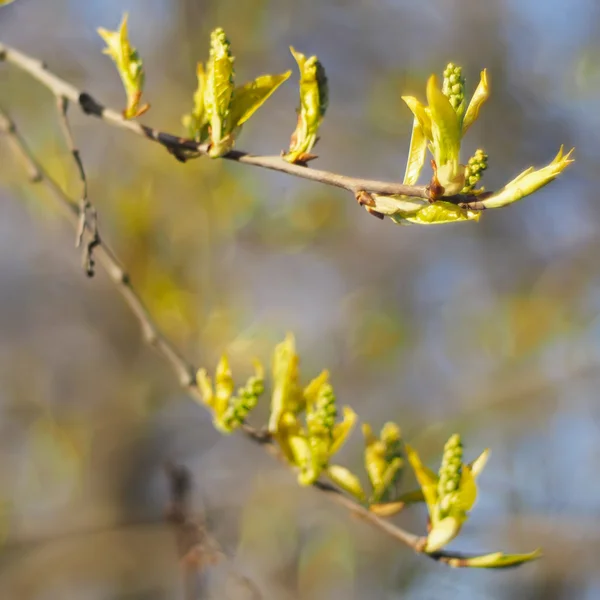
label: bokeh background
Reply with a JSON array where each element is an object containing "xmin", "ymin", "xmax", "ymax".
[{"xmin": 1, "ymin": 0, "xmax": 600, "ymax": 598}]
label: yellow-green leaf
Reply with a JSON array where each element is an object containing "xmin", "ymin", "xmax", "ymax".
[
  {"xmin": 283, "ymin": 47, "xmax": 328, "ymax": 164},
  {"xmin": 405, "ymin": 444, "xmax": 438, "ymax": 513},
  {"xmin": 401, "ymin": 96, "xmax": 432, "ymax": 141},
  {"xmin": 330, "ymin": 406, "xmax": 357, "ymax": 455},
  {"xmin": 229, "ymin": 71, "xmax": 292, "ymax": 129},
  {"xmin": 425, "ymin": 516, "xmax": 462, "ymax": 553},
  {"xmin": 274, "ymin": 412, "xmax": 305, "ymax": 466},
  {"xmin": 326, "ymin": 465, "xmax": 366, "ymax": 502},
  {"xmin": 468, "ymin": 448, "xmax": 490, "ymax": 479},
  {"xmin": 452, "ymin": 466, "xmax": 478, "ymax": 514},
  {"xmin": 196, "ymin": 368, "xmax": 215, "ymax": 408},
  {"xmin": 369, "ymin": 194, "xmax": 426, "ymax": 218},
  {"xmin": 460, "ymin": 549, "xmax": 542, "ymax": 569},
  {"xmin": 182, "ymin": 62, "xmax": 208, "ymax": 142},
  {"xmin": 98, "ymin": 14, "xmax": 148, "ymax": 119},
  {"xmin": 371, "ymin": 457, "xmax": 403, "ymax": 503},
  {"xmin": 269, "ymin": 333, "xmax": 301, "ymax": 433},
  {"xmin": 482, "ymin": 146, "xmax": 574, "ymax": 209},
  {"xmin": 214, "ymin": 354, "xmax": 234, "ymax": 418},
  {"xmin": 369, "ymin": 501, "xmax": 405, "ymax": 517},
  {"xmin": 462, "ymin": 69, "xmax": 489, "ymax": 135},
  {"xmin": 426, "ymin": 75, "xmax": 461, "ymax": 167},
  {"xmin": 303, "ymin": 369, "xmax": 330, "ymax": 410},
  {"xmin": 205, "ymin": 27, "xmax": 235, "ymax": 156},
  {"xmin": 403, "ymin": 117, "xmax": 427, "ymax": 185},
  {"xmin": 392, "ymin": 201, "xmax": 480, "ymax": 226}
]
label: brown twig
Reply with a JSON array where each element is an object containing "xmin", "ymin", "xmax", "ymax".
[
  {"xmin": 0, "ymin": 103, "xmax": 497, "ymax": 567},
  {"xmin": 0, "ymin": 110, "xmax": 195, "ymax": 389},
  {"xmin": 0, "ymin": 42, "xmax": 435, "ymax": 200},
  {"xmin": 55, "ymin": 95, "xmax": 100, "ymax": 276}
]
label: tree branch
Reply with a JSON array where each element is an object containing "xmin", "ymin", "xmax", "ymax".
[
  {"xmin": 0, "ymin": 93, "xmax": 496, "ymax": 567},
  {"xmin": 0, "ymin": 41, "xmax": 432, "ymax": 200}
]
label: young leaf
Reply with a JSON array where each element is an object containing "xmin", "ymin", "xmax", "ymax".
[
  {"xmin": 403, "ymin": 118, "xmax": 427, "ymax": 185},
  {"xmin": 462, "ymin": 69, "xmax": 489, "ymax": 135},
  {"xmin": 196, "ymin": 368, "xmax": 215, "ymax": 409},
  {"xmin": 303, "ymin": 369, "xmax": 330, "ymax": 409},
  {"xmin": 326, "ymin": 465, "xmax": 366, "ymax": 502},
  {"xmin": 426, "ymin": 75, "xmax": 461, "ymax": 168},
  {"xmin": 405, "ymin": 444, "xmax": 438, "ymax": 514},
  {"xmin": 458, "ymin": 549, "xmax": 542, "ymax": 569},
  {"xmin": 229, "ymin": 71, "xmax": 292, "ymax": 129},
  {"xmin": 283, "ymin": 47, "xmax": 328, "ymax": 164},
  {"xmin": 269, "ymin": 333, "xmax": 302, "ymax": 433},
  {"xmin": 369, "ymin": 501, "xmax": 406, "ymax": 517},
  {"xmin": 482, "ymin": 146, "xmax": 574, "ymax": 209},
  {"xmin": 401, "ymin": 96, "xmax": 433, "ymax": 141},
  {"xmin": 425, "ymin": 516, "xmax": 462, "ymax": 553},
  {"xmin": 205, "ymin": 27, "xmax": 235, "ymax": 157},
  {"xmin": 182, "ymin": 62, "xmax": 209, "ymax": 142},
  {"xmin": 391, "ymin": 201, "xmax": 480, "ymax": 226},
  {"xmin": 98, "ymin": 14, "xmax": 149, "ymax": 119},
  {"xmin": 330, "ymin": 406, "xmax": 357, "ymax": 455}
]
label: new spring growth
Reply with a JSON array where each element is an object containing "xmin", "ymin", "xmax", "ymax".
[
  {"xmin": 283, "ymin": 47, "xmax": 329, "ymax": 164},
  {"xmin": 364, "ymin": 62, "xmax": 573, "ymax": 225},
  {"xmin": 220, "ymin": 361, "xmax": 265, "ymax": 432},
  {"xmin": 363, "ymin": 422, "xmax": 404, "ymax": 504},
  {"xmin": 482, "ymin": 145, "xmax": 574, "ymax": 208},
  {"xmin": 462, "ymin": 149, "xmax": 488, "ymax": 193},
  {"xmin": 405, "ymin": 434, "xmax": 489, "ymax": 553},
  {"xmin": 442, "ymin": 63, "xmax": 466, "ymax": 117},
  {"xmin": 182, "ymin": 27, "xmax": 290, "ymax": 155},
  {"xmin": 98, "ymin": 14, "xmax": 149, "ymax": 119},
  {"xmin": 196, "ymin": 355, "xmax": 264, "ymax": 434},
  {"xmin": 267, "ymin": 335, "xmax": 358, "ymax": 489}
]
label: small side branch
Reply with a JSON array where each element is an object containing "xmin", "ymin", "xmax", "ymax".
[{"xmin": 56, "ymin": 95, "xmax": 100, "ymax": 276}]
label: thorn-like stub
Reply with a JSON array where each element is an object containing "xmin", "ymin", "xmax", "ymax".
[
  {"xmin": 428, "ymin": 159, "xmax": 445, "ymax": 202},
  {"xmin": 144, "ymin": 325, "xmax": 159, "ymax": 345},
  {"xmin": 366, "ymin": 207, "xmax": 385, "ymax": 220},
  {"xmin": 179, "ymin": 370, "xmax": 195, "ymax": 388},
  {"xmin": 356, "ymin": 190, "xmax": 375, "ymax": 207}
]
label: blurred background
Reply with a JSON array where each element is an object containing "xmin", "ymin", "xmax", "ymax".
[{"xmin": 1, "ymin": 0, "xmax": 599, "ymax": 598}]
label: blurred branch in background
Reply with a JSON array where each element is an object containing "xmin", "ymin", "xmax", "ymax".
[{"xmin": 164, "ymin": 461, "xmax": 265, "ymax": 600}]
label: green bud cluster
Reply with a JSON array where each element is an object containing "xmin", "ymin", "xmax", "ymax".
[
  {"xmin": 442, "ymin": 63, "xmax": 465, "ymax": 114},
  {"xmin": 462, "ymin": 148, "xmax": 489, "ymax": 192},
  {"xmin": 209, "ymin": 28, "xmax": 232, "ymax": 62},
  {"xmin": 437, "ymin": 434, "xmax": 463, "ymax": 515},
  {"xmin": 307, "ymin": 383, "xmax": 337, "ymax": 437},
  {"xmin": 220, "ymin": 373, "xmax": 264, "ymax": 432}
]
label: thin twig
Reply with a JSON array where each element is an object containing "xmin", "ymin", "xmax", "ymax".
[
  {"xmin": 0, "ymin": 110, "xmax": 195, "ymax": 389},
  {"xmin": 164, "ymin": 462, "xmax": 224, "ymax": 600},
  {"xmin": 56, "ymin": 95, "xmax": 100, "ymax": 276},
  {"xmin": 0, "ymin": 42, "xmax": 436, "ymax": 200},
  {"xmin": 0, "ymin": 107, "xmax": 494, "ymax": 567}
]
